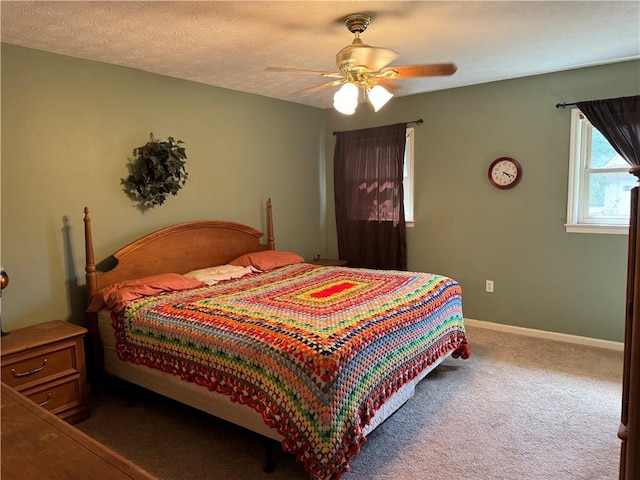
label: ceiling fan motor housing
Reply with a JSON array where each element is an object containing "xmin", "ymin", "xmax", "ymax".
[{"xmin": 336, "ymin": 14, "xmax": 397, "ymax": 73}]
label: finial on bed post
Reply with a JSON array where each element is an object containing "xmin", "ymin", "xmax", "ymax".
[
  {"xmin": 84, "ymin": 207, "xmax": 97, "ymax": 300},
  {"xmin": 266, "ymin": 198, "xmax": 275, "ymax": 250}
]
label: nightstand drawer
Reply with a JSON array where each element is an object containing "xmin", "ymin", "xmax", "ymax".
[
  {"xmin": 22, "ymin": 376, "xmax": 83, "ymax": 415},
  {"xmin": 1, "ymin": 340, "xmax": 80, "ymax": 390}
]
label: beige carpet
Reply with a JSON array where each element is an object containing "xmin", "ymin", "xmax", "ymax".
[{"xmin": 76, "ymin": 325, "xmax": 623, "ymax": 479}]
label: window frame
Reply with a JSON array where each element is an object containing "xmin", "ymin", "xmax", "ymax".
[
  {"xmin": 565, "ymin": 108, "xmax": 630, "ymax": 235},
  {"xmin": 403, "ymin": 127, "xmax": 415, "ymax": 227}
]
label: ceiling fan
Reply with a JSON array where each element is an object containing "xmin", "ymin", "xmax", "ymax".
[{"xmin": 267, "ymin": 13, "xmax": 457, "ymax": 114}]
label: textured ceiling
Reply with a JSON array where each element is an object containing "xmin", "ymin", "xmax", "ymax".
[{"xmin": 1, "ymin": 1, "xmax": 639, "ymax": 109}]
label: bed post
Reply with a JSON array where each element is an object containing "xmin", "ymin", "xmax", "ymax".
[
  {"xmin": 84, "ymin": 207, "xmax": 97, "ymax": 299},
  {"xmin": 84, "ymin": 207, "xmax": 104, "ymax": 380},
  {"xmin": 266, "ymin": 198, "xmax": 275, "ymax": 250}
]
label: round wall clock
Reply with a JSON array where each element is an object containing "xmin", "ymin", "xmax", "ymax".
[{"xmin": 488, "ymin": 157, "xmax": 522, "ymax": 189}]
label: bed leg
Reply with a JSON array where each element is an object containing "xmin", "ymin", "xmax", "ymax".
[
  {"xmin": 125, "ymin": 384, "xmax": 146, "ymax": 407},
  {"xmin": 108, "ymin": 378, "xmax": 145, "ymax": 407},
  {"xmin": 263, "ymin": 438, "xmax": 277, "ymax": 473}
]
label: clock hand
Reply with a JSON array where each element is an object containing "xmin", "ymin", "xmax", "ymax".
[{"xmin": 502, "ymin": 171, "xmax": 514, "ymax": 178}]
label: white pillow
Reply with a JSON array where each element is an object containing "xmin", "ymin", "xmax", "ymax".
[{"xmin": 184, "ymin": 264, "xmax": 257, "ymax": 285}]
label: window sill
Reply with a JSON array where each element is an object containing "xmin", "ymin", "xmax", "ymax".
[{"xmin": 565, "ymin": 223, "xmax": 629, "ymax": 235}]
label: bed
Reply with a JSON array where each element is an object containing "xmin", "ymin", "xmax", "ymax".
[{"xmin": 83, "ymin": 199, "xmax": 470, "ymax": 480}]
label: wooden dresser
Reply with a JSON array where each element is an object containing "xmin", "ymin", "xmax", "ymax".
[
  {"xmin": 1, "ymin": 382, "xmax": 157, "ymax": 480},
  {"xmin": 1, "ymin": 320, "xmax": 88, "ymax": 424}
]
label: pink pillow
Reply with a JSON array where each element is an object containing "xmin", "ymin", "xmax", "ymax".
[
  {"xmin": 87, "ymin": 273, "xmax": 204, "ymax": 313},
  {"xmin": 229, "ymin": 250, "xmax": 304, "ymax": 271}
]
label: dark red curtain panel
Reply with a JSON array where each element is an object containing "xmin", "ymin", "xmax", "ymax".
[
  {"xmin": 334, "ymin": 122, "xmax": 408, "ymax": 270},
  {"xmin": 577, "ymin": 95, "xmax": 640, "ymax": 166}
]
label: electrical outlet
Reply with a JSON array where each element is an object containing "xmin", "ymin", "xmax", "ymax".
[{"xmin": 485, "ymin": 280, "xmax": 494, "ymax": 293}]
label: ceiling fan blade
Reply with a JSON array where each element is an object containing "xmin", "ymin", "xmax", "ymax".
[
  {"xmin": 298, "ymin": 79, "xmax": 347, "ymax": 95},
  {"xmin": 380, "ymin": 63, "xmax": 457, "ymax": 79},
  {"xmin": 266, "ymin": 67, "xmax": 344, "ymax": 78}
]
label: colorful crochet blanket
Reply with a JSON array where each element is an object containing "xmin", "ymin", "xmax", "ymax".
[{"xmin": 112, "ymin": 263, "xmax": 469, "ymax": 479}]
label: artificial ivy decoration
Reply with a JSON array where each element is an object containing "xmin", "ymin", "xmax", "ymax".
[{"xmin": 121, "ymin": 133, "xmax": 188, "ymax": 208}]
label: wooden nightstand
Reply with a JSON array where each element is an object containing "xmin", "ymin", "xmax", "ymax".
[
  {"xmin": 310, "ymin": 258, "xmax": 349, "ymax": 267},
  {"xmin": 1, "ymin": 320, "xmax": 89, "ymax": 424}
]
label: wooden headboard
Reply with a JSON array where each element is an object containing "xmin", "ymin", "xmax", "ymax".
[{"xmin": 83, "ymin": 199, "xmax": 275, "ymax": 376}]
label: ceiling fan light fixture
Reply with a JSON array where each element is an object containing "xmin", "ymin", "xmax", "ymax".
[
  {"xmin": 368, "ymin": 84, "xmax": 393, "ymax": 112},
  {"xmin": 333, "ymin": 99, "xmax": 356, "ymax": 115},
  {"xmin": 333, "ymin": 82, "xmax": 358, "ymax": 115}
]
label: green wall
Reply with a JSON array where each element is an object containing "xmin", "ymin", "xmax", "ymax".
[
  {"xmin": 324, "ymin": 60, "xmax": 640, "ymax": 342},
  {"xmin": 1, "ymin": 44, "xmax": 325, "ymax": 331},
  {"xmin": 2, "ymin": 43, "xmax": 638, "ymax": 343}
]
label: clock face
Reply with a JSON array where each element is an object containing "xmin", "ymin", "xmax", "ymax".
[{"xmin": 488, "ymin": 157, "xmax": 522, "ymax": 189}]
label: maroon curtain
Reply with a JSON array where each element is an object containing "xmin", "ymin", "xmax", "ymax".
[
  {"xmin": 577, "ymin": 95, "xmax": 640, "ymax": 166},
  {"xmin": 334, "ymin": 123, "xmax": 407, "ymax": 270}
]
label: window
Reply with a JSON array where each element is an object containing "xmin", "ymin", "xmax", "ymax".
[
  {"xmin": 566, "ymin": 108, "xmax": 632, "ymax": 234},
  {"xmin": 403, "ymin": 127, "xmax": 415, "ymax": 226},
  {"xmin": 340, "ymin": 127, "xmax": 414, "ymax": 224}
]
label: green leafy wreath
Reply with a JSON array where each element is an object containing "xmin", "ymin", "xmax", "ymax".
[{"xmin": 121, "ymin": 133, "xmax": 188, "ymax": 208}]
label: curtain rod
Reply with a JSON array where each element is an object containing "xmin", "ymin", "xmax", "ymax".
[
  {"xmin": 332, "ymin": 118, "xmax": 423, "ymax": 135},
  {"xmin": 555, "ymin": 95, "xmax": 635, "ymax": 109},
  {"xmin": 555, "ymin": 102, "xmax": 578, "ymax": 109}
]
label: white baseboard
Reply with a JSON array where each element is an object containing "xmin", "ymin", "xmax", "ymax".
[{"xmin": 464, "ymin": 318, "xmax": 624, "ymax": 352}]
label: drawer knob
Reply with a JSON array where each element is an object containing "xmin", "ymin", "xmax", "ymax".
[{"xmin": 11, "ymin": 358, "xmax": 48, "ymax": 378}]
